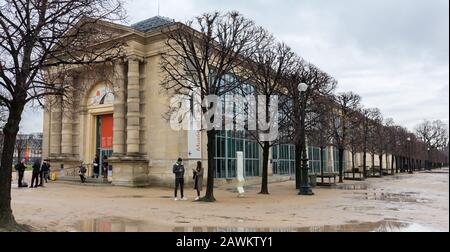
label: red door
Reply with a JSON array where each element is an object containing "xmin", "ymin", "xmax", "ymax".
[{"xmin": 101, "ymin": 114, "xmax": 113, "ymax": 149}]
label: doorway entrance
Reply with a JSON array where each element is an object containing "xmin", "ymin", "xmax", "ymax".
[{"xmin": 95, "ymin": 114, "xmax": 114, "ymax": 179}]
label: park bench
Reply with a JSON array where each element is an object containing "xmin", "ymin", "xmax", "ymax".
[
  {"xmin": 365, "ymin": 166, "xmax": 382, "ymax": 177},
  {"xmin": 315, "ymin": 172, "xmax": 338, "ymax": 186},
  {"xmin": 344, "ymin": 168, "xmax": 364, "ymax": 180}
]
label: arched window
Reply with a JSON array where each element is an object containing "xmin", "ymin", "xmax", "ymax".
[{"xmin": 87, "ymin": 83, "xmax": 114, "ymax": 106}]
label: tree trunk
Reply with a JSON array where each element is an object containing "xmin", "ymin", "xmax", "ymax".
[
  {"xmin": 320, "ymin": 147, "xmax": 324, "ymax": 184},
  {"xmin": 201, "ymin": 129, "xmax": 217, "ymax": 202},
  {"xmin": 351, "ymin": 151, "xmax": 355, "ymax": 179},
  {"xmin": 0, "ymin": 101, "xmax": 26, "ymax": 228},
  {"xmin": 379, "ymin": 154, "xmax": 383, "ymax": 177},
  {"xmin": 391, "ymin": 155, "xmax": 395, "ymax": 175},
  {"xmin": 295, "ymin": 143, "xmax": 301, "ymax": 189},
  {"xmin": 372, "ymin": 153, "xmax": 375, "ymax": 176},
  {"xmin": 338, "ymin": 148, "xmax": 344, "ymax": 183},
  {"xmin": 260, "ymin": 142, "xmax": 270, "ymax": 195},
  {"xmin": 363, "ymin": 151, "xmax": 367, "ymax": 178},
  {"xmin": 386, "ymin": 154, "xmax": 390, "ymax": 175}
]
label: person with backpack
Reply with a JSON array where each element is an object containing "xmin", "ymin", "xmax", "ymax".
[
  {"xmin": 15, "ymin": 159, "xmax": 27, "ymax": 188},
  {"xmin": 173, "ymin": 158, "xmax": 187, "ymax": 201},
  {"xmin": 79, "ymin": 162, "xmax": 87, "ymax": 183}
]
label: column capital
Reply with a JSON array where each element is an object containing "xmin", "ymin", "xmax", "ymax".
[{"xmin": 126, "ymin": 54, "xmax": 145, "ymax": 63}]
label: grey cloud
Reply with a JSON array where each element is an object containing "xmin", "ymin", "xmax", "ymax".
[{"xmin": 20, "ymin": 0, "xmax": 449, "ymax": 133}]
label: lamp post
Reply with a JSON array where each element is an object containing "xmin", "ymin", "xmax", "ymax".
[
  {"xmin": 298, "ymin": 82, "xmax": 314, "ymax": 196},
  {"xmin": 407, "ymin": 137, "xmax": 413, "ymax": 174}
]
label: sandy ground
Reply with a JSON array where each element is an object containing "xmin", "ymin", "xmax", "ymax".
[{"xmin": 8, "ymin": 169, "xmax": 449, "ymax": 232}]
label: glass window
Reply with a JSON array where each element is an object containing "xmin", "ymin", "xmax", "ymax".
[
  {"xmin": 272, "ymin": 144, "xmax": 295, "ymax": 175},
  {"xmin": 214, "ymin": 130, "xmax": 261, "ymax": 179}
]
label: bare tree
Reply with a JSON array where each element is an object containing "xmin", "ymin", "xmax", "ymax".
[
  {"xmin": 359, "ymin": 108, "xmax": 379, "ymax": 177},
  {"xmin": 374, "ymin": 117, "xmax": 392, "ymax": 176},
  {"xmin": 14, "ymin": 134, "xmax": 28, "ymax": 164},
  {"xmin": 366, "ymin": 109, "xmax": 382, "ymax": 176},
  {"xmin": 281, "ymin": 62, "xmax": 337, "ymax": 189},
  {"xmin": 415, "ymin": 120, "xmax": 449, "ymax": 169},
  {"xmin": 385, "ymin": 118, "xmax": 397, "ymax": 175},
  {"xmin": 240, "ymin": 40, "xmax": 298, "ymax": 195},
  {"xmin": 329, "ymin": 92, "xmax": 361, "ymax": 183},
  {"xmin": 160, "ymin": 11, "xmax": 261, "ymax": 202},
  {"xmin": 0, "ymin": 0, "xmax": 125, "ymax": 229},
  {"xmin": 307, "ymin": 95, "xmax": 334, "ymax": 183},
  {"xmin": 347, "ymin": 106, "xmax": 363, "ymax": 179}
]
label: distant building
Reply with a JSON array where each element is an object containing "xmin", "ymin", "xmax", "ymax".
[{"xmin": 13, "ymin": 133, "xmax": 43, "ymax": 165}]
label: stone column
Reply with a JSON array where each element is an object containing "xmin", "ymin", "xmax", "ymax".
[
  {"xmin": 50, "ymin": 96, "xmax": 62, "ymax": 156},
  {"xmin": 42, "ymin": 100, "xmax": 51, "ymax": 159},
  {"xmin": 126, "ymin": 57, "xmax": 141, "ymax": 155},
  {"xmin": 328, "ymin": 146, "xmax": 335, "ymax": 173},
  {"xmin": 113, "ymin": 61, "xmax": 126, "ymax": 156},
  {"xmin": 61, "ymin": 77, "xmax": 74, "ymax": 156}
]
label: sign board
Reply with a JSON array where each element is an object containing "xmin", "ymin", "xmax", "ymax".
[{"xmin": 188, "ymin": 130, "xmax": 202, "ymax": 159}]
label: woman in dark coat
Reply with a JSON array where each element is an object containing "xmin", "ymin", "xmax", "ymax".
[
  {"xmin": 92, "ymin": 155, "xmax": 100, "ymax": 178},
  {"xmin": 193, "ymin": 161, "xmax": 204, "ymax": 201}
]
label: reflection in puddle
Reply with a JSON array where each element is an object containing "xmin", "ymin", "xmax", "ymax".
[
  {"xmin": 75, "ymin": 218, "xmax": 439, "ymax": 232},
  {"xmin": 334, "ymin": 184, "xmax": 370, "ymax": 190},
  {"xmin": 362, "ymin": 192, "xmax": 428, "ymax": 203},
  {"xmin": 174, "ymin": 221, "xmax": 438, "ymax": 232},
  {"xmin": 76, "ymin": 217, "xmax": 149, "ymax": 232}
]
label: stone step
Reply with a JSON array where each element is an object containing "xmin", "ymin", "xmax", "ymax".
[{"xmin": 54, "ymin": 176, "xmax": 112, "ymax": 186}]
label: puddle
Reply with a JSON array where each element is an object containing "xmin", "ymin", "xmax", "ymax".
[
  {"xmin": 173, "ymin": 221, "xmax": 440, "ymax": 232},
  {"xmin": 74, "ymin": 218, "xmax": 441, "ymax": 232},
  {"xmin": 110, "ymin": 195, "xmax": 145, "ymax": 199},
  {"xmin": 321, "ymin": 184, "xmax": 370, "ymax": 190},
  {"xmin": 361, "ymin": 192, "xmax": 429, "ymax": 203},
  {"xmin": 335, "ymin": 184, "xmax": 370, "ymax": 190}
]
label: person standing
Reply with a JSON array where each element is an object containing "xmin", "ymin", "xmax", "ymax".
[
  {"xmin": 92, "ymin": 154, "xmax": 100, "ymax": 178},
  {"xmin": 79, "ymin": 162, "xmax": 87, "ymax": 183},
  {"xmin": 15, "ymin": 159, "xmax": 27, "ymax": 188},
  {"xmin": 173, "ymin": 158, "xmax": 187, "ymax": 201},
  {"xmin": 192, "ymin": 161, "xmax": 204, "ymax": 201},
  {"xmin": 30, "ymin": 159, "xmax": 41, "ymax": 188},
  {"xmin": 40, "ymin": 161, "xmax": 50, "ymax": 184},
  {"xmin": 102, "ymin": 156, "xmax": 109, "ymax": 179}
]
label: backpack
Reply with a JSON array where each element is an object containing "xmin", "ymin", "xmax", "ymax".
[{"xmin": 79, "ymin": 165, "xmax": 87, "ymax": 174}]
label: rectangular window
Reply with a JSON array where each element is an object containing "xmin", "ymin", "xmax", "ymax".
[
  {"xmin": 272, "ymin": 144, "xmax": 295, "ymax": 175},
  {"xmin": 214, "ymin": 130, "xmax": 261, "ymax": 179}
]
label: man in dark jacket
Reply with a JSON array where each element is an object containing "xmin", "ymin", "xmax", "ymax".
[
  {"xmin": 40, "ymin": 161, "xmax": 50, "ymax": 185},
  {"xmin": 173, "ymin": 158, "xmax": 186, "ymax": 201},
  {"xmin": 15, "ymin": 159, "xmax": 26, "ymax": 188},
  {"xmin": 30, "ymin": 159, "xmax": 41, "ymax": 188}
]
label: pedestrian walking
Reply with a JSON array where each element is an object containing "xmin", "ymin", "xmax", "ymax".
[{"xmin": 79, "ymin": 162, "xmax": 87, "ymax": 183}]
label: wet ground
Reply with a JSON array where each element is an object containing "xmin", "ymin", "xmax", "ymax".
[
  {"xmin": 77, "ymin": 217, "xmax": 440, "ymax": 232},
  {"xmin": 10, "ymin": 168, "xmax": 449, "ymax": 232}
]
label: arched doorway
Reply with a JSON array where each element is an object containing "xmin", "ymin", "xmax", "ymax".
[{"xmin": 84, "ymin": 82, "xmax": 115, "ymax": 180}]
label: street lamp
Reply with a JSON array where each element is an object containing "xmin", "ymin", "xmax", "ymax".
[
  {"xmin": 407, "ymin": 137, "xmax": 413, "ymax": 174},
  {"xmin": 298, "ymin": 82, "xmax": 314, "ymax": 196},
  {"xmin": 427, "ymin": 147, "xmax": 431, "ymax": 171}
]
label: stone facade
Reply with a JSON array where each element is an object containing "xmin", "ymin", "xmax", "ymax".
[{"xmin": 42, "ymin": 16, "xmax": 397, "ymax": 187}]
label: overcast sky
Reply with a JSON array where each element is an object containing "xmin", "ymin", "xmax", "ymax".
[{"xmin": 20, "ymin": 0, "xmax": 449, "ymax": 133}]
